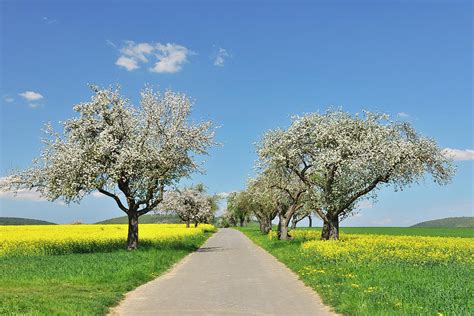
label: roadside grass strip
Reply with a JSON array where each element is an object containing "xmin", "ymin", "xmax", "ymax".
[
  {"xmin": 0, "ymin": 224, "xmax": 216, "ymax": 315},
  {"xmin": 239, "ymin": 227, "xmax": 474, "ymax": 315}
]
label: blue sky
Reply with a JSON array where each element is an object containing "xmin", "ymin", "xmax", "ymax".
[{"xmin": 1, "ymin": 0, "xmax": 472, "ymax": 225}]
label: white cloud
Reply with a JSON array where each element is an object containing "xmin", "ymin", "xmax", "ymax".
[
  {"xmin": 397, "ymin": 112, "xmax": 410, "ymax": 118},
  {"xmin": 370, "ymin": 217, "xmax": 393, "ymax": 225},
  {"xmin": 151, "ymin": 43, "xmax": 189, "ymax": 73},
  {"xmin": 4, "ymin": 97, "xmax": 14, "ymax": 103},
  {"xmin": 213, "ymin": 47, "xmax": 230, "ymax": 67},
  {"xmin": 0, "ymin": 177, "xmax": 47, "ymax": 202},
  {"xmin": 92, "ymin": 191, "xmax": 105, "ymax": 198},
  {"xmin": 116, "ymin": 56, "xmax": 139, "ymax": 71},
  {"xmin": 106, "ymin": 39, "xmax": 117, "ymax": 48},
  {"xmin": 19, "ymin": 91, "xmax": 43, "ymax": 101},
  {"xmin": 357, "ymin": 200, "xmax": 374, "ymax": 209},
  {"xmin": 443, "ymin": 148, "xmax": 474, "ymax": 161},
  {"xmin": 0, "ymin": 189, "xmax": 46, "ymax": 202},
  {"xmin": 120, "ymin": 41, "xmax": 154, "ymax": 62},
  {"xmin": 42, "ymin": 16, "xmax": 57, "ymax": 24},
  {"xmin": 28, "ymin": 103, "xmax": 40, "ymax": 109},
  {"xmin": 217, "ymin": 191, "xmax": 234, "ymax": 198},
  {"xmin": 114, "ymin": 41, "xmax": 190, "ymax": 73}
]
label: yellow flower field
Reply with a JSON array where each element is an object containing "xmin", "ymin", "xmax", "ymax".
[
  {"xmin": 0, "ymin": 224, "xmax": 217, "ymax": 256},
  {"xmin": 300, "ymin": 233, "xmax": 474, "ymax": 265}
]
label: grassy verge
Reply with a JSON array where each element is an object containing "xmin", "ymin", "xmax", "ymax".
[
  {"xmin": 237, "ymin": 226, "xmax": 473, "ymax": 315},
  {"xmin": 0, "ymin": 232, "xmax": 212, "ymax": 315}
]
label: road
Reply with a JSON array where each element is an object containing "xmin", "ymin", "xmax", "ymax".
[{"xmin": 110, "ymin": 228, "xmax": 335, "ymax": 316}]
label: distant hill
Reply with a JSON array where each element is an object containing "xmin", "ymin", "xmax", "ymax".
[
  {"xmin": 411, "ymin": 217, "xmax": 474, "ymax": 228},
  {"xmin": 0, "ymin": 217, "xmax": 56, "ymax": 225},
  {"xmin": 96, "ymin": 214, "xmax": 182, "ymax": 224}
]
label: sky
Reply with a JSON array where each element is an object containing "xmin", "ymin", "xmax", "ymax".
[{"xmin": 0, "ymin": 0, "xmax": 472, "ymax": 226}]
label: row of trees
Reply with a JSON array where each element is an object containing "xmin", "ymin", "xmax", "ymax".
[
  {"xmin": 1, "ymin": 84, "xmax": 455, "ymax": 247},
  {"xmin": 224, "ymin": 111, "xmax": 454, "ymax": 240}
]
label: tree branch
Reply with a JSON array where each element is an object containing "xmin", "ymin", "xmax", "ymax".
[{"xmin": 97, "ymin": 188, "xmax": 129, "ymax": 213}]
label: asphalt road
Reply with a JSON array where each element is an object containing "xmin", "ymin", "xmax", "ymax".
[{"xmin": 110, "ymin": 228, "xmax": 335, "ymax": 316}]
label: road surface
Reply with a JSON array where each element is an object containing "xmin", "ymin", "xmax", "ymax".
[{"xmin": 110, "ymin": 228, "xmax": 335, "ymax": 315}]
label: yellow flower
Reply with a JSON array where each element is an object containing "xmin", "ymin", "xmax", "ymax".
[
  {"xmin": 0, "ymin": 224, "xmax": 216, "ymax": 256},
  {"xmin": 300, "ymin": 233, "xmax": 473, "ymax": 266}
]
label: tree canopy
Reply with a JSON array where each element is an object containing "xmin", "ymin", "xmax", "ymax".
[{"xmin": 256, "ymin": 110, "xmax": 455, "ymax": 239}]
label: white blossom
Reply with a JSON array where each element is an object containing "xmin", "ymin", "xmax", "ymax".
[{"xmin": 159, "ymin": 187, "xmax": 214, "ymax": 226}]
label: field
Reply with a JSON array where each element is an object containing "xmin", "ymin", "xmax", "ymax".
[
  {"xmin": 238, "ymin": 226, "xmax": 474, "ymax": 315},
  {"xmin": 0, "ymin": 224, "xmax": 216, "ymax": 314}
]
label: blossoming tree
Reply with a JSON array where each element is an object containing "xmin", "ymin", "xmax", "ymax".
[
  {"xmin": 226, "ymin": 192, "xmax": 253, "ymax": 227},
  {"xmin": 160, "ymin": 185, "xmax": 215, "ymax": 227},
  {"xmin": 258, "ymin": 110, "xmax": 454, "ymax": 240},
  {"xmin": 1, "ymin": 85, "xmax": 215, "ymax": 249},
  {"xmin": 245, "ymin": 175, "xmax": 281, "ymax": 234}
]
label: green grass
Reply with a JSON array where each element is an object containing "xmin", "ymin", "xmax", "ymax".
[
  {"xmin": 0, "ymin": 217, "xmax": 56, "ymax": 225},
  {"xmin": 237, "ymin": 226, "xmax": 473, "ymax": 315},
  {"xmin": 0, "ymin": 233, "xmax": 212, "ymax": 315},
  {"xmin": 411, "ymin": 216, "xmax": 474, "ymax": 228}
]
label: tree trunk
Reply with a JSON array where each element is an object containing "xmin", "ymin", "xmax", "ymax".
[
  {"xmin": 291, "ymin": 217, "xmax": 297, "ymax": 229},
  {"xmin": 127, "ymin": 212, "xmax": 139, "ymax": 250},
  {"xmin": 278, "ymin": 213, "xmax": 291, "ymax": 240},
  {"xmin": 186, "ymin": 220, "xmax": 190, "ymax": 228},
  {"xmin": 239, "ymin": 217, "xmax": 244, "ymax": 227},
  {"xmin": 259, "ymin": 217, "xmax": 272, "ymax": 234},
  {"xmin": 308, "ymin": 215, "xmax": 312, "ymax": 227},
  {"xmin": 279, "ymin": 221, "xmax": 290, "ymax": 240},
  {"xmin": 321, "ymin": 215, "xmax": 339, "ymax": 240},
  {"xmin": 194, "ymin": 222, "xmax": 198, "ymax": 228}
]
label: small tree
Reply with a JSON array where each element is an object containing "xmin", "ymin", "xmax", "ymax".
[
  {"xmin": 256, "ymin": 144, "xmax": 308, "ymax": 240},
  {"xmin": 218, "ymin": 210, "xmax": 237, "ymax": 227},
  {"xmin": 260, "ymin": 110, "xmax": 455, "ymax": 240},
  {"xmin": 291, "ymin": 206, "xmax": 312, "ymax": 229},
  {"xmin": 246, "ymin": 173, "xmax": 283, "ymax": 235},
  {"xmin": 160, "ymin": 186, "xmax": 214, "ymax": 228},
  {"xmin": 226, "ymin": 192, "xmax": 251, "ymax": 227},
  {"xmin": 1, "ymin": 85, "xmax": 215, "ymax": 249}
]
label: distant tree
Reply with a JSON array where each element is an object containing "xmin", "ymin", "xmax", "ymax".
[
  {"xmin": 255, "ymin": 145, "xmax": 308, "ymax": 240},
  {"xmin": 245, "ymin": 171, "xmax": 286, "ymax": 234},
  {"xmin": 290, "ymin": 207, "xmax": 312, "ymax": 229},
  {"xmin": 1, "ymin": 85, "xmax": 215, "ymax": 249},
  {"xmin": 245, "ymin": 179, "xmax": 278, "ymax": 234},
  {"xmin": 218, "ymin": 210, "xmax": 237, "ymax": 227},
  {"xmin": 259, "ymin": 110, "xmax": 454, "ymax": 240},
  {"xmin": 160, "ymin": 185, "xmax": 215, "ymax": 228},
  {"xmin": 226, "ymin": 192, "xmax": 252, "ymax": 227}
]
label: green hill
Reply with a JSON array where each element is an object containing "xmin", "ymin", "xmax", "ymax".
[
  {"xmin": 96, "ymin": 214, "xmax": 182, "ymax": 224},
  {"xmin": 0, "ymin": 217, "xmax": 56, "ymax": 225},
  {"xmin": 411, "ymin": 217, "xmax": 474, "ymax": 228}
]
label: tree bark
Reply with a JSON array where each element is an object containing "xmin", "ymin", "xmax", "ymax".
[
  {"xmin": 321, "ymin": 215, "xmax": 339, "ymax": 240},
  {"xmin": 186, "ymin": 220, "xmax": 190, "ymax": 228},
  {"xmin": 127, "ymin": 212, "xmax": 139, "ymax": 250},
  {"xmin": 291, "ymin": 217, "xmax": 297, "ymax": 229},
  {"xmin": 239, "ymin": 217, "xmax": 244, "ymax": 227},
  {"xmin": 258, "ymin": 217, "xmax": 272, "ymax": 234},
  {"xmin": 277, "ymin": 213, "xmax": 291, "ymax": 240},
  {"xmin": 308, "ymin": 215, "xmax": 312, "ymax": 228},
  {"xmin": 291, "ymin": 213, "xmax": 307, "ymax": 229},
  {"xmin": 194, "ymin": 222, "xmax": 198, "ymax": 228}
]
